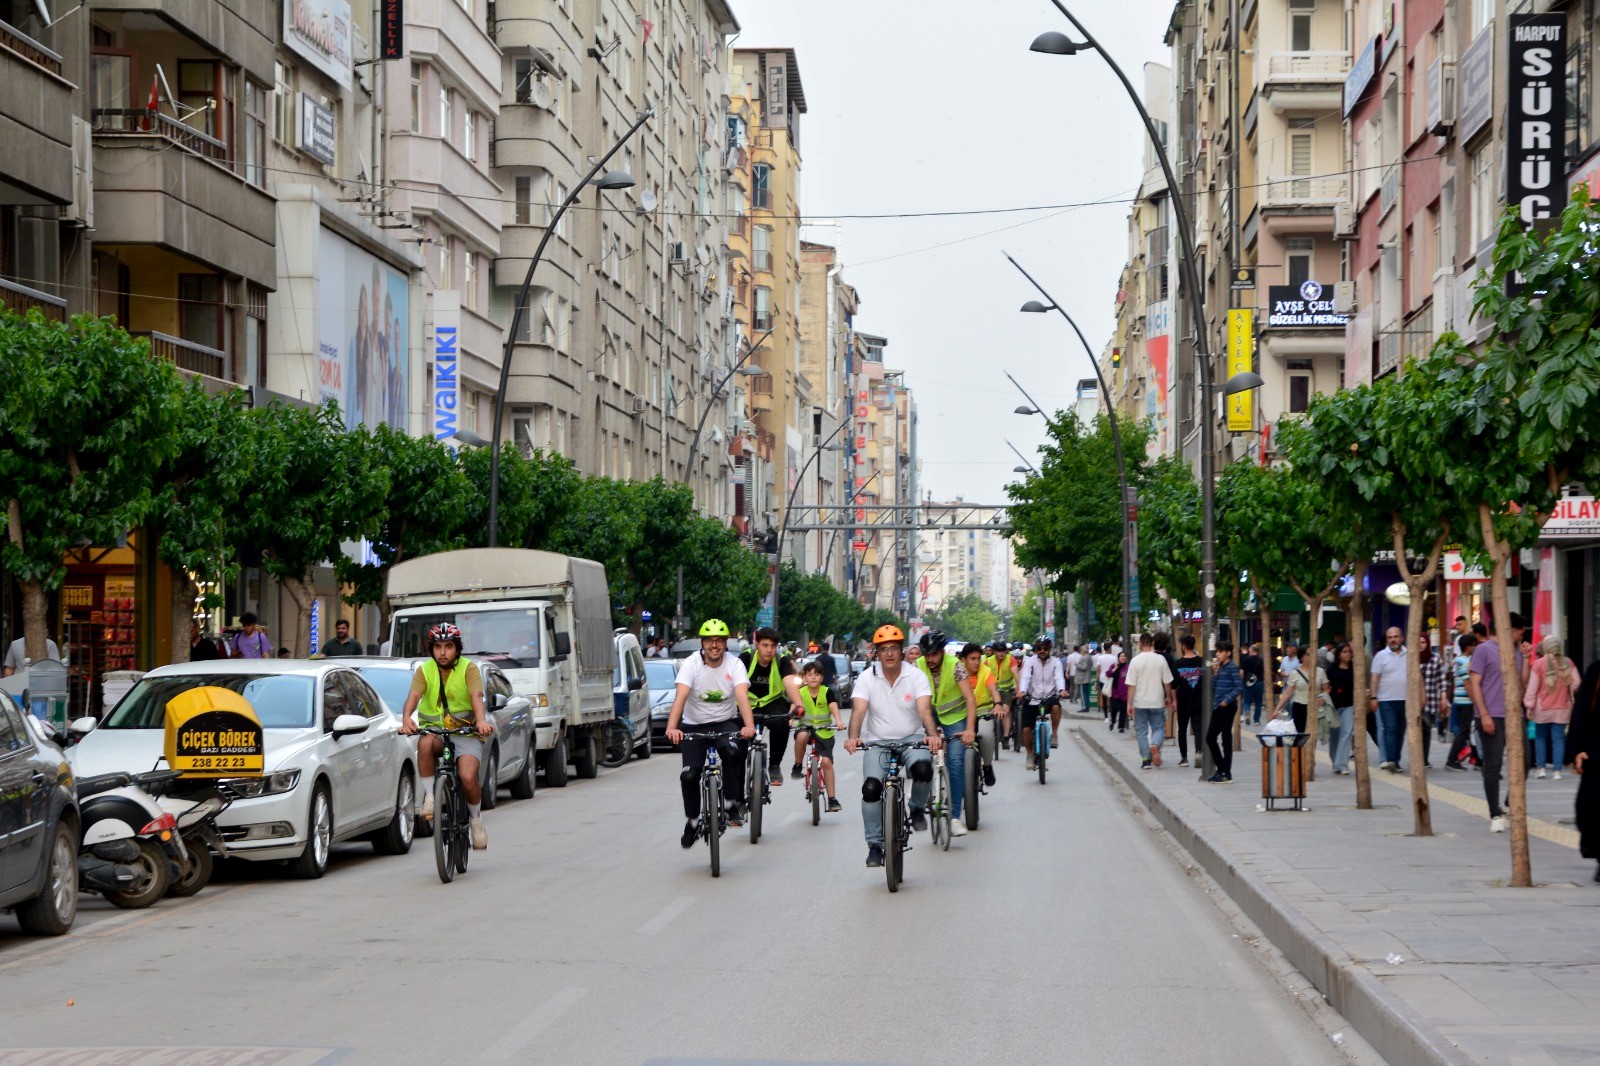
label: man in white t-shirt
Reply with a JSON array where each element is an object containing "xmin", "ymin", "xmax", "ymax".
[
  {"xmin": 665, "ymin": 619, "xmax": 755, "ymax": 848},
  {"xmin": 1125, "ymin": 633, "xmax": 1175, "ymax": 769},
  {"xmin": 4, "ymin": 636, "xmax": 62, "ymax": 676},
  {"xmin": 1064, "ymin": 646, "xmax": 1083, "ymax": 709},
  {"xmin": 846, "ymin": 623, "xmax": 941, "ymax": 869},
  {"xmin": 1095, "ymin": 645, "xmax": 1117, "ymax": 718}
]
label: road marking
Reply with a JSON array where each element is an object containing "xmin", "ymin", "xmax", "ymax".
[
  {"xmin": 780, "ymin": 810, "xmax": 803, "ymax": 825},
  {"xmin": 0, "ymin": 1047, "xmax": 343, "ymax": 1065},
  {"xmin": 479, "ymin": 986, "xmax": 587, "ymax": 1062},
  {"xmin": 0, "ymin": 883, "xmax": 252, "ymax": 974},
  {"xmin": 637, "ymin": 895, "xmax": 694, "ymax": 936}
]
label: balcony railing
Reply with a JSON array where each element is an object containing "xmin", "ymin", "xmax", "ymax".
[
  {"xmin": 92, "ymin": 108, "xmax": 228, "ymax": 164},
  {"xmin": 1379, "ymin": 163, "xmax": 1400, "ymax": 217},
  {"xmin": 136, "ymin": 331, "xmax": 229, "ymax": 380},
  {"xmin": 0, "ymin": 17, "xmax": 63, "ymax": 75},
  {"xmin": 1265, "ymin": 51, "xmax": 1352, "ymax": 79},
  {"xmin": 0, "ymin": 277, "xmax": 67, "ymax": 322},
  {"xmin": 1261, "ymin": 174, "xmax": 1349, "ymax": 207}
]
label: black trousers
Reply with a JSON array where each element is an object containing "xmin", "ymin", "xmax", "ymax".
[
  {"xmin": 1177, "ymin": 705, "xmax": 1202, "ymax": 760},
  {"xmin": 761, "ymin": 713, "xmax": 791, "ymax": 771},
  {"xmin": 679, "ymin": 720, "xmax": 747, "ymax": 818},
  {"xmin": 1480, "ymin": 723, "xmax": 1506, "ymax": 818},
  {"xmin": 1207, "ymin": 701, "xmax": 1238, "ymax": 776}
]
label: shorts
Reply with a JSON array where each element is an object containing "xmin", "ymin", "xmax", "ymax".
[
  {"xmin": 795, "ymin": 728, "xmax": 836, "ymax": 758},
  {"xmin": 437, "ymin": 734, "xmax": 484, "ymax": 762},
  {"xmin": 1019, "ymin": 698, "xmax": 1058, "ymax": 729}
]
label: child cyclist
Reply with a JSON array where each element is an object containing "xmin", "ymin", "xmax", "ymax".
[{"xmin": 791, "ymin": 659, "xmax": 845, "ymax": 812}]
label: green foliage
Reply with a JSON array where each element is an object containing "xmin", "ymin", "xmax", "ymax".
[
  {"xmin": 1010, "ymin": 584, "xmax": 1042, "ymax": 641},
  {"xmin": 0, "ymin": 312, "xmax": 181, "ymax": 588},
  {"xmin": 924, "ymin": 588, "xmax": 1001, "ymax": 644},
  {"xmin": 459, "ymin": 445, "xmax": 581, "ymax": 551},
  {"xmin": 1218, "ymin": 460, "xmax": 1349, "ymax": 602},
  {"xmin": 668, "ymin": 518, "xmax": 769, "ymax": 627},
  {"xmin": 1136, "ymin": 455, "xmax": 1201, "ymax": 607},
  {"xmin": 778, "ymin": 561, "xmax": 868, "ymax": 641},
  {"xmin": 148, "ymin": 383, "xmax": 255, "ymax": 603}
]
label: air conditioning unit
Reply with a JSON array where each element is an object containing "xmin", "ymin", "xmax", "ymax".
[
  {"xmin": 1333, "ymin": 202, "xmax": 1357, "ymax": 240},
  {"xmin": 630, "ymin": 396, "xmax": 646, "ymax": 415},
  {"xmin": 1428, "ymin": 58, "xmax": 1457, "ymax": 136},
  {"xmin": 739, "ymin": 420, "xmax": 756, "ymax": 436},
  {"xmin": 668, "ymin": 241, "xmax": 688, "ymax": 264},
  {"xmin": 1332, "ymin": 280, "xmax": 1357, "ymax": 314}
]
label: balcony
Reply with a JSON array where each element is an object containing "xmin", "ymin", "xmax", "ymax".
[
  {"xmin": 89, "ymin": 0, "xmax": 273, "ymax": 83},
  {"xmin": 137, "ymin": 330, "xmax": 229, "ymax": 381},
  {"xmin": 1261, "ymin": 51, "xmax": 1350, "ymax": 113},
  {"xmin": 389, "ymin": 134, "xmax": 502, "ymax": 249},
  {"xmin": 0, "ymin": 277, "xmax": 67, "ymax": 322},
  {"xmin": 492, "ymin": 8, "xmax": 576, "ymax": 80},
  {"xmin": 0, "ymin": 19, "xmax": 74, "ymax": 204},
  {"xmin": 1259, "ymin": 174, "xmax": 1348, "ymax": 213},
  {"xmin": 401, "ymin": 0, "xmax": 501, "ymax": 108},
  {"xmin": 91, "ymin": 112, "xmax": 275, "ymax": 287}
]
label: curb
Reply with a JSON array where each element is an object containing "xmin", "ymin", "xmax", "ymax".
[{"xmin": 1078, "ymin": 724, "xmax": 1476, "ymax": 1066}]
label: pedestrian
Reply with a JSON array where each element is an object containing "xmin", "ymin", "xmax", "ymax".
[
  {"xmin": 189, "ymin": 621, "xmax": 220, "ymax": 662},
  {"xmin": 1126, "ymin": 634, "xmax": 1174, "ymax": 770},
  {"xmin": 1525, "ymin": 636, "xmax": 1581, "ymax": 780},
  {"xmin": 3, "ymin": 634, "xmax": 62, "ymax": 677},
  {"xmin": 1064, "ymin": 644, "xmax": 1082, "ymax": 710},
  {"xmin": 1445, "ymin": 633, "xmax": 1480, "ymax": 769},
  {"xmin": 276, "ymin": 647, "xmax": 291, "ymax": 658},
  {"xmin": 1275, "ymin": 645, "xmax": 1328, "ymax": 736},
  {"xmin": 1369, "ymin": 628, "xmax": 1408, "ymax": 771},
  {"xmin": 1154, "ymin": 631, "xmax": 1179, "ymax": 742},
  {"xmin": 1107, "ymin": 650, "xmax": 1129, "ymax": 733},
  {"xmin": 1567, "ymin": 656, "xmax": 1600, "ymax": 882},
  {"xmin": 1095, "ymin": 642, "xmax": 1117, "ymax": 718},
  {"xmin": 1467, "ymin": 613, "xmax": 1526, "ymax": 833},
  {"xmin": 232, "ymin": 612, "xmax": 272, "ymax": 659},
  {"xmin": 319, "ymin": 619, "xmax": 365, "ymax": 658},
  {"xmin": 1207, "ymin": 640, "xmax": 1243, "ymax": 782},
  {"xmin": 1172, "ymin": 634, "xmax": 1204, "ymax": 768},
  {"xmin": 1240, "ymin": 643, "xmax": 1265, "ymax": 724},
  {"xmin": 1452, "ymin": 615, "xmax": 1472, "ymax": 653},
  {"xmin": 1418, "ymin": 634, "xmax": 1449, "ymax": 767},
  {"xmin": 1073, "ymin": 645, "xmax": 1095, "ymax": 712},
  {"xmin": 1325, "ymin": 641, "xmax": 1355, "ymax": 773}
]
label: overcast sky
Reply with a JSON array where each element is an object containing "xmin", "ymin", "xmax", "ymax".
[{"xmin": 732, "ymin": 0, "xmax": 1174, "ymax": 503}]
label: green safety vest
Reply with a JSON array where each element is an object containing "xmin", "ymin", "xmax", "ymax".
[
  {"xmin": 796, "ymin": 685, "xmax": 836, "ymax": 738},
  {"xmin": 743, "ymin": 653, "xmax": 788, "ymax": 709},
  {"xmin": 417, "ymin": 657, "xmax": 475, "ymax": 729},
  {"xmin": 994, "ymin": 652, "xmax": 1014, "ymax": 687},
  {"xmin": 918, "ymin": 654, "xmax": 968, "ymax": 727}
]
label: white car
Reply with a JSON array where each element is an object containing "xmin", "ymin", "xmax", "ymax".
[{"xmin": 70, "ymin": 660, "xmax": 417, "ymax": 879}]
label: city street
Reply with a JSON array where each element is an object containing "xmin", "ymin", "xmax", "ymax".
[{"xmin": 0, "ymin": 727, "xmax": 1365, "ymax": 1066}]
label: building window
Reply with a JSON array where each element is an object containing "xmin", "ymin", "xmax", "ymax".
[
  {"xmin": 1469, "ymin": 142, "xmax": 1496, "ymax": 250},
  {"xmin": 243, "ymin": 82, "xmax": 267, "ymax": 187},
  {"xmin": 463, "ymin": 252, "xmax": 477, "ymax": 311},
  {"xmin": 178, "ymin": 275, "xmax": 226, "ymax": 352},
  {"xmin": 515, "ymin": 175, "xmax": 532, "ymax": 224},
  {"xmin": 1288, "ymin": 369, "xmax": 1312, "ymax": 413},
  {"xmin": 440, "ymin": 236, "xmax": 455, "ymax": 292},
  {"xmin": 754, "ymin": 285, "xmax": 772, "ymax": 330},
  {"xmin": 1286, "ymin": 237, "xmax": 1314, "ymax": 287},
  {"xmin": 178, "ymin": 60, "xmax": 224, "ymax": 141},
  {"xmin": 514, "ymin": 58, "xmax": 532, "ymax": 103},
  {"xmin": 245, "ymin": 285, "xmax": 267, "ymax": 387},
  {"xmin": 464, "ymin": 110, "xmax": 477, "ymax": 160},
  {"xmin": 552, "ymin": 182, "xmax": 567, "ymax": 237},
  {"xmin": 1289, "ymin": 5, "xmax": 1313, "ymax": 51},
  {"xmin": 411, "ymin": 63, "xmax": 422, "ymax": 132},
  {"xmin": 273, "ymin": 61, "xmax": 294, "ymax": 144},
  {"xmin": 752, "ymin": 225, "xmax": 772, "ymax": 271},
  {"xmin": 439, "ymin": 87, "xmax": 452, "ymax": 143},
  {"xmin": 752, "ymin": 164, "xmax": 772, "ymax": 209}
]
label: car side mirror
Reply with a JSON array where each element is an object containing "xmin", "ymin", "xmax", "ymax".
[
  {"xmin": 70, "ymin": 717, "xmax": 98, "ymax": 736},
  {"xmin": 552, "ymin": 631, "xmax": 572, "ymax": 660},
  {"xmin": 491, "ymin": 692, "xmax": 508, "ymax": 711},
  {"xmin": 628, "ymin": 676, "xmax": 645, "ymax": 691},
  {"xmin": 331, "ymin": 713, "xmax": 370, "ymax": 739}
]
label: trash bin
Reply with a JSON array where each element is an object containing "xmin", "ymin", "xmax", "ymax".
[
  {"xmin": 1259, "ymin": 731, "xmax": 1310, "ymax": 810},
  {"xmin": 24, "ymin": 659, "xmax": 70, "ymax": 730}
]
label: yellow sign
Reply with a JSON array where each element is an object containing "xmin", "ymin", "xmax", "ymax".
[
  {"xmin": 62, "ymin": 586, "xmax": 93, "ymax": 608},
  {"xmin": 163, "ymin": 687, "xmax": 264, "ymax": 777},
  {"xmin": 1226, "ymin": 309, "xmax": 1255, "ymax": 433}
]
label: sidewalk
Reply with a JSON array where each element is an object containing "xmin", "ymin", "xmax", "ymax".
[{"xmin": 1073, "ymin": 711, "xmax": 1600, "ymax": 1066}]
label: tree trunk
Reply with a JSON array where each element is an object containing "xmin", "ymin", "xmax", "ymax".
[
  {"xmin": 169, "ymin": 568, "xmax": 201, "ymax": 665},
  {"xmin": 1350, "ymin": 559, "xmax": 1373, "ymax": 810},
  {"xmin": 1479, "ymin": 503, "xmax": 1532, "ymax": 887},
  {"xmin": 21, "ymin": 580, "xmax": 50, "ymax": 665},
  {"xmin": 281, "ymin": 571, "xmax": 315, "ymax": 658},
  {"xmin": 1395, "ymin": 519, "xmax": 1445, "ymax": 836}
]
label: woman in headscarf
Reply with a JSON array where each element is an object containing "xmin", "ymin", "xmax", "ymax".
[{"xmin": 1525, "ymin": 636, "xmax": 1581, "ymax": 779}]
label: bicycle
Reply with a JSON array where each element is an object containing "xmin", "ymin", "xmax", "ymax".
[
  {"xmin": 744, "ymin": 712, "xmax": 787, "ymax": 844},
  {"xmin": 1033, "ymin": 699, "xmax": 1054, "ymax": 784},
  {"xmin": 965, "ymin": 712, "xmax": 1001, "ymax": 830},
  {"xmin": 794, "ymin": 717, "xmax": 840, "ymax": 826},
  {"xmin": 421, "ymin": 727, "xmax": 479, "ymax": 884},
  {"xmin": 929, "ymin": 750, "xmax": 953, "ymax": 851},
  {"xmin": 862, "ymin": 738, "xmax": 930, "ymax": 893},
  {"xmin": 680, "ymin": 730, "xmax": 736, "ymax": 877}
]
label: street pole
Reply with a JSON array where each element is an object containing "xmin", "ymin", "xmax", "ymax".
[
  {"xmin": 773, "ymin": 419, "xmax": 850, "ymax": 629},
  {"xmin": 488, "ymin": 108, "xmax": 653, "ymax": 548},
  {"xmin": 683, "ymin": 328, "xmax": 774, "ymax": 492},
  {"xmin": 1006, "ymin": 256, "xmax": 1136, "ymax": 660},
  {"xmin": 1034, "ymin": 7, "xmax": 1220, "ymax": 781}
]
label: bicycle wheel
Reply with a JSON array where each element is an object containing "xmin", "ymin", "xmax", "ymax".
[
  {"xmin": 810, "ymin": 756, "xmax": 822, "ymax": 826},
  {"xmin": 433, "ymin": 774, "xmax": 456, "ymax": 884},
  {"xmin": 705, "ymin": 775, "xmax": 722, "ymax": 878},
  {"xmin": 933, "ymin": 759, "xmax": 951, "ymax": 851},
  {"xmin": 746, "ymin": 741, "xmax": 765, "ymax": 843},
  {"xmin": 965, "ymin": 743, "xmax": 981, "ymax": 831},
  {"xmin": 454, "ymin": 786, "xmax": 470, "ymax": 874},
  {"xmin": 1037, "ymin": 724, "xmax": 1049, "ymax": 785},
  {"xmin": 884, "ymin": 783, "xmax": 903, "ymax": 893}
]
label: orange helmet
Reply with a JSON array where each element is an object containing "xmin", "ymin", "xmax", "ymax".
[{"xmin": 872, "ymin": 624, "xmax": 905, "ymax": 646}]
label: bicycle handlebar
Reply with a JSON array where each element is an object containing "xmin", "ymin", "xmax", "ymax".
[
  {"xmin": 419, "ymin": 726, "xmax": 481, "ymax": 736},
  {"xmin": 859, "ymin": 739, "xmax": 932, "ymax": 751},
  {"xmin": 678, "ymin": 730, "xmax": 743, "ymax": 742}
]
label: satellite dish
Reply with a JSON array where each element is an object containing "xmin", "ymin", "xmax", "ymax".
[
  {"xmin": 529, "ymin": 81, "xmax": 553, "ymax": 110},
  {"xmin": 639, "ymin": 188, "xmax": 658, "ymax": 213}
]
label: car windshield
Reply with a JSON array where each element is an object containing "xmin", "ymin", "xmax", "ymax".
[
  {"xmin": 102, "ymin": 674, "xmax": 316, "ymax": 730},
  {"xmin": 645, "ymin": 660, "xmax": 677, "ymax": 689},
  {"xmin": 391, "ymin": 609, "xmax": 541, "ymax": 668},
  {"xmin": 353, "ymin": 666, "xmax": 414, "ymax": 715}
]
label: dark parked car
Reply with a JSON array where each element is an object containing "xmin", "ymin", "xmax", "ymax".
[{"xmin": 2, "ymin": 703, "xmax": 79, "ymax": 935}]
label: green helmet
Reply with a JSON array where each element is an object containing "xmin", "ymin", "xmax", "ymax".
[{"xmin": 698, "ymin": 618, "xmax": 731, "ymax": 637}]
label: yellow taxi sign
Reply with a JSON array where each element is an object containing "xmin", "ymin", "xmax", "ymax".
[{"xmin": 163, "ymin": 686, "xmax": 265, "ymax": 777}]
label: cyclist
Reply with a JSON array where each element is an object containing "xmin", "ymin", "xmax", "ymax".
[
  {"xmin": 961, "ymin": 642, "xmax": 1003, "ymax": 787},
  {"xmin": 791, "ymin": 658, "xmax": 844, "ymax": 811},
  {"xmin": 990, "ymin": 640, "xmax": 1016, "ymax": 738},
  {"xmin": 914, "ymin": 631, "xmax": 977, "ymax": 837},
  {"xmin": 845, "ymin": 624, "xmax": 942, "ymax": 868},
  {"xmin": 398, "ymin": 623, "xmax": 496, "ymax": 850},
  {"xmin": 1017, "ymin": 637, "xmax": 1067, "ymax": 771},
  {"xmin": 738, "ymin": 626, "xmax": 800, "ymax": 786},
  {"xmin": 664, "ymin": 619, "xmax": 756, "ymax": 848}
]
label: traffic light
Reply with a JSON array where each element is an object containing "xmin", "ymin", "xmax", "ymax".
[{"xmin": 1111, "ymin": 347, "xmax": 1122, "ymax": 370}]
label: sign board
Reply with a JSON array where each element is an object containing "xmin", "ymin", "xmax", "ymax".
[
  {"xmin": 1266, "ymin": 280, "xmax": 1349, "ymax": 328},
  {"xmin": 297, "ymin": 94, "xmax": 336, "ymax": 166},
  {"xmin": 1443, "ymin": 551, "xmax": 1488, "ymax": 581},
  {"xmin": 284, "ymin": 0, "xmax": 353, "ymax": 90},
  {"xmin": 163, "ymin": 687, "xmax": 265, "ymax": 778},
  {"xmin": 1506, "ymin": 15, "xmax": 1567, "ymax": 224},
  {"xmin": 756, "ymin": 605, "xmax": 774, "ymax": 626},
  {"xmin": 432, "ymin": 291, "xmax": 461, "ymax": 441},
  {"xmin": 1542, "ymin": 495, "xmax": 1600, "ymax": 540},
  {"xmin": 315, "ymin": 229, "xmax": 410, "ymax": 432},
  {"xmin": 1344, "ymin": 35, "xmax": 1379, "ymax": 116},
  {"xmin": 1230, "ymin": 267, "xmax": 1256, "ymax": 291},
  {"xmin": 1226, "ymin": 309, "xmax": 1255, "ymax": 432},
  {"xmin": 62, "ymin": 586, "xmax": 93, "ymax": 609},
  {"xmin": 1458, "ymin": 26, "xmax": 1494, "ymax": 143},
  {"xmin": 309, "ymin": 598, "xmax": 320, "ymax": 653},
  {"xmin": 380, "ymin": 0, "xmax": 405, "ymax": 59}
]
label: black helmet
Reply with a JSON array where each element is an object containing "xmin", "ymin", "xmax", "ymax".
[
  {"xmin": 1035, "ymin": 636, "xmax": 1053, "ymax": 652},
  {"xmin": 918, "ymin": 630, "xmax": 947, "ymax": 654}
]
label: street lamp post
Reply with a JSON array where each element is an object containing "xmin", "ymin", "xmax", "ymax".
[
  {"xmin": 488, "ymin": 108, "xmax": 654, "ymax": 547},
  {"xmin": 683, "ymin": 328, "xmax": 774, "ymax": 488},
  {"xmin": 773, "ymin": 419, "xmax": 850, "ymax": 629}
]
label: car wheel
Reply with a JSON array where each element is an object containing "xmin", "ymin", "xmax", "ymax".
[
  {"xmin": 290, "ymin": 783, "xmax": 332, "ymax": 880},
  {"xmin": 544, "ymin": 733, "xmax": 570, "ymax": 788},
  {"xmin": 14, "ymin": 820, "xmax": 78, "ymax": 935},
  {"xmin": 573, "ymin": 731, "xmax": 600, "ymax": 779},
  {"xmin": 167, "ymin": 837, "xmax": 214, "ymax": 898},
  {"xmin": 481, "ymin": 745, "xmax": 499, "ymax": 811},
  {"xmin": 508, "ymin": 740, "xmax": 536, "ymax": 800},
  {"xmin": 372, "ymin": 771, "xmax": 415, "ymax": 855},
  {"xmin": 103, "ymin": 839, "xmax": 171, "ymax": 909}
]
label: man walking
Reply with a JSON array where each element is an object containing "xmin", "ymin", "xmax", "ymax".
[
  {"xmin": 1239, "ymin": 643, "xmax": 1265, "ymax": 724},
  {"xmin": 1370, "ymin": 628, "xmax": 1408, "ymax": 771},
  {"xmin": 320, "ymin": 619, "xmax": 365, "ymax": 657},
  {"xmin": 1468, "ymin": 613, "xmax": 1525, "ymax": 833},
  {"xmin": 1207, "ymin": 641, "xmax": 1244, "ymax": 782},
  {"xmin": 1126, "ymin": 634, "xmax": 1174, "ymax": 769},
  {"xmin": 1172, "ymin": 634, "xmax": 1205, "ymax": 767},
  {"xmin": 233, "ymin": 612, "xmax": 272, "ymax": 659}
]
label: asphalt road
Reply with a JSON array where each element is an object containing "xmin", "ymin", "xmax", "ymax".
[{"xmin": 1, "ymin": 725, "xmax": 1368, "ymax": 1066}]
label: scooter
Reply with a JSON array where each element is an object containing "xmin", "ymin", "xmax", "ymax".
[
  {"xmin": 75, "ymin": 769, "xmax": 187, "ymax": 908},
  {"xmin": 145, "ymin": 778, "xmax": 231, "ymax": 898}
]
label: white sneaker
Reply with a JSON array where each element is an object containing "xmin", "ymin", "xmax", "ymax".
[
  {"xmin": 420, "ymin": 793, "xmax": 434, "ymax": 820},
  {"xmin": 1490, "ymin": 815, "xmax": 1508, "ymax": 833},
  {"xmin": 950, "ymin": 821, "xmax": 968, "ymax": 837},
  {"xmin": 471, "ymin": 819, "xmax": 488, "ymax": 849},
  {"xmin": 1553, "ymin": 771, "xmax": 1562, "ymax": 781},
  {"xmin": 1535, "ymin": 768, "xmax": 1547, "ymax": 779}
]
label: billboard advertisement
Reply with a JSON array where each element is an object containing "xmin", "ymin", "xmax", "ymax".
[
  {"xmin": 1226, "ymin": 309, "xmax": 1254, "ymax": 432},
  {"xmin": 316, "ymin": 229, "xmax": 410, "ymax": 431}
]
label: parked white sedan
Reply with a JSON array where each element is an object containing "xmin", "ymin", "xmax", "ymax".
[{"xmin": 71, "ymin": 660, "xmax": 417, "ymax": 879}]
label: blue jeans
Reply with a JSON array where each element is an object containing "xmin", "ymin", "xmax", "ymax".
[
  {"xmin": 1133, "ymin": 706, "xmax": 1165, "ymax": 761},
  {"xmin": 1242, "ymin": 681, "xmax": 1264, "ymax": 723},
  {"xmin": 1377, "ymin": 700, "xmax": 1406, "ymax": 764},
  {"xmin": 1330, "ymin": 706, "xmax": 1353, "ymax": 771},
  {"xmin": 940, "ymin": 723, "xmax": 967, "ymax": 819},
  {"xmin": 1534, "ymin": 722, "xmax": 1566, "ymax": 770},
  {"xmin": 860, "ymin": 735, "xmax": 932, "ymax": 847}
]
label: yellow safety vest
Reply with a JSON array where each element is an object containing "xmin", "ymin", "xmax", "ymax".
[
  {"xmin": 417, "ymin": 658, "xmax": 475, "ymax": 729},
  {"xmin": 994, "ymin": 652, "xmax": 1014, "ymax": 687},
  {"xmin": 797, "ymin": 685, "xmax": 836, "ymax": 737},
  {"xmin": 742, "ymin": 653, "xmax": 787, "ymax": 709},
  {"xmin": 918, "ymin": 655, "xmax": 968, "ymax": 727},
  {"xmin": 973, "ymin": 662, "xmax": 995, "ymax": 710}
]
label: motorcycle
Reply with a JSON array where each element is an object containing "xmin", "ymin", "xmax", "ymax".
[
  {"xmin": 74, "ymin": 769, "xmax": 187, "ymax": 909},
  {"xmin": 146, "ymin": 778, "xmax": 231, "ymax": 898}
]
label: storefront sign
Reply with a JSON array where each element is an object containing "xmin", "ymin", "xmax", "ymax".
[
  {"xmin": 432, "ymin": 291, "xmax": 461, "ymax": 441},
  {"xmin": 1344, "ymin": 35, "xmax": 1379, "ymax": 116},
  {"xmin": 62, "ymin": 586, "xmax": 93, "ymax": 609},
  {"xmin": 163, "ymin": 687, "xmax": 264, "ymax": 778},
  {"xmin": 297, "ymin": 94, "xmax": 336, "ymax": 166},
  {"xmin": 1443, "ymin": 551, "xmax": 1487, "ymax": 581},
  {"xmin": 381, "ymin": 0, "xmax": 405, "ymax": 59},
  {"xmin": 1506, "ymin": 14, "xmax": 1568, "ymax": 223},
  {"xmin": 284, "ymin": 0, "xmax": 353, "ymax": 90},
  {"xmin": 1226, "ymin": 309, "xmax": 1254, "ymax": 432},
  {"xmin": 1266, "ymin": 280, "xmax": 1349, "ymax": 328},
  {"xmin": 309, "ymin": 598, "xmax": 320, "ymax": 653},
  {"xmin": 1458, "ymin": 26, "xmax": 1494, "ymax": 143},
  {"xmin": 1230, "ymin": 267, "xmax": 1256, "ymax": 291},
  {"xmin": 1543, "ymin": 494, "xmax": 1600, "ymax": 539},
  {"xmin": 315, "ymin": 229, "xmax": 410, "ymax": 431}
]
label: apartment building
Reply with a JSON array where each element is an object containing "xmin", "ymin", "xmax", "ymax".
[
  {"xmin": 918, "ymin": 499, "xmax": 1005, "ymax": 615},
  {"xmin": 795, "ymin": 239, "xmax": 858, "ymax": 586},
  {"xmin": 849, "ymin": 332, "xmax": 920, "ymax": 611}
]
